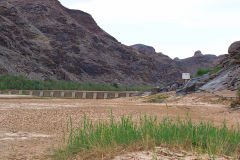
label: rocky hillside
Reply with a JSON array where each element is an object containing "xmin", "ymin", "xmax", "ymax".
[
  {"xmin": 0, "ymin": 0, "xmax": 217, "ymax": 85},
  {"xmin": 131, "ymin": 44, "xmax": 218, "ymax": 76},
  {"xmin": 131, "ymin": 44, "xmax": 156, "ymax": 55},
  {"xmin": 173, "ymin": 50, "xmax": 217, "ymax": 76},
  {"xmin": 177, "ymin": 41, "xmax": 240, "ymax": 94},
  {"xmin": 200, "ymin": 41, "xmax": 240, "ymax": 91}
]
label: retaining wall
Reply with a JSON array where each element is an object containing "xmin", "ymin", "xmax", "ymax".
[{"xmin": 0, "ymin": 90, "xmax": 140, "ymax": 99}]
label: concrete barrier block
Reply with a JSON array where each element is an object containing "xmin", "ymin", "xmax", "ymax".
[
  {"xmin": 61, "ymin": 92, "xmax": 65, "ymax": 97},
  {"xmin": 93, "ymin": 92, "xmax": 97, "ymax": 99},
  {"xmin": 8, "ymin": 91, "xmax": 12, "ymax": 95},
  {"xmin": 50, "ymin": 92, "xmax": 54, "ymax": 97},
  {"xmin": 126, "ymin": 93, "xmax": 130, "ymax": 97},
  {"xmin": 115, "ymin": 93, "xmax": 119, "ymax": 98},
  {"xmin": 30, "ymin": 91, "xmax": 33, "ymax": 96},
  {"xmin": 104, "ymin": 93, "xmax": 108, "ymax": 99},
  {"xmin": 72, "ymin": 92, "xmax": 76, "ymax": 98},
  {"xmin": 82, "ymin": 92, "xmax": 86, "ymax": 99},
  {"xmin": 19, "ymin": 90, "xmax": 23, "ymax": 94},
  {"xmin": 39, "ymin": 91, "xmax": 43, "ymax": 97}
]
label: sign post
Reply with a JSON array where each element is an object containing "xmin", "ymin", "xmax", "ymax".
[{"xmin": 182, "ymin": 73, "xmax": 190, "ymax": 83}]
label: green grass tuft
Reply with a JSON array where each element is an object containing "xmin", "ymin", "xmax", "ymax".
[
  {"xmin": 53, "ymin": 112, "xmax": 240, "ymax": 159},
  {"xmin": 212, "ymin": 66, "xmax": 221, "ymax": 74},
  {"xmin": 195, "ymin": 69, "xmax": 210, "ymax": 77}
]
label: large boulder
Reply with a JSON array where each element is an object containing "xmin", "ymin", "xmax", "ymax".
[
  {"xmin": 131, "ymin": 44, "xmax": 156, "ymax": 54},
  {"xmin": 194, "ymin": 50, "xmax": 203, "ymax": 57},
  {"xmin": 228, "ymin": 41, "xmax": 240, "ymax": 55}
]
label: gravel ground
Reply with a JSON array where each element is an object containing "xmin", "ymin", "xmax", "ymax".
[{"xmin": 0, "ymin": 91, "xmax": 239, "ymax": 159}]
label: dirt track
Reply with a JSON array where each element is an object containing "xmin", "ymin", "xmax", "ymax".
[{"xmin": 0, "ymin": 91, "xmax": 239, "ymax": 159}]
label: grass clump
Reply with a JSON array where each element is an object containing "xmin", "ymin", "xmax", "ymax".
[
  {"xmin": 53, "ymin": 112, "xmax": 240, "ymax": 159},
  {"xmin": 0, "ymin": 74, "xmax": 151, "ymax": 91},
  {"xmin": 212, "ymin": 66, "xmax": 221, "ymax": 74},
  {"xmin": 195, "ymin": 69, "xmax": 210, "ymax": 77}
]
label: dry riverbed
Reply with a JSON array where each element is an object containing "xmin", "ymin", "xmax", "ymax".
[{"xmin": 0, "ymin": 91, "xmax": 239, "ymax": 159}]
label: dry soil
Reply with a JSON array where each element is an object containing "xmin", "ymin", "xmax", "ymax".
[{"xmin": 0, "ymin": 91, "xmax": 239, "ymax": 160}]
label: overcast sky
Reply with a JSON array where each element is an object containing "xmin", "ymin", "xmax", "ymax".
[{"xmin": 59, "ymin": 0, "xmax": 240, "ymax": 58}]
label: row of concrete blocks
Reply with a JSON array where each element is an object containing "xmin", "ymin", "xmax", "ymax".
[{"xmin": 0, "ymin": 90, "xmax": 139, "ymax": 99}]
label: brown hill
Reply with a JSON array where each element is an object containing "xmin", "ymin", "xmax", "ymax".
[
  {"xmin": 173, "ymin": 52, "xmax": 217, "ymax": 76},
  {"xmin": 0, "ymin": 0, "xmax": 185, "ymax": 85},
  {"xmin": 0, "ymin": 0, "xmax": 217, "ymax": 85},
  {"xmin": 131, "ymin": 44, "xmax": 218, "ymax": 76}
]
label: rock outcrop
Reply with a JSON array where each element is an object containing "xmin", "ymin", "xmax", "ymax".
[
  {"xmin": 200, "ymin": 41, "xmax": 240, "ymax": 92},
  {"xmin": 131, "ymin": 44, "xmax": 156, "ymax": 54},
  {"xmin": 177, "ymin": 41, "xmax": 240, "ymax": 95},
  {"xmin": 173, "ymin": 51, "xmax": 217, "ymax": 76},
  {"xmin": 194, "ymin": 50, "xmax": 203, "ymax": 57}
]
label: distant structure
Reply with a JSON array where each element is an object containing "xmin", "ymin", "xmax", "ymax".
[{"xmin": 182, "ymin": 73, "xmax": 190, "ymax": 83}]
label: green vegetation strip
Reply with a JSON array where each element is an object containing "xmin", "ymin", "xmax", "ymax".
[
  {"xmin": 0, "ymin": 75, "xmax": 151, "ymax": 91},
  {"xmin": 195, "ymin": 69, "xmax": 210, "ymax": 77},
  {"xmin": 53, "ymin": 112, "xmax": 240, "ymax": 159}
]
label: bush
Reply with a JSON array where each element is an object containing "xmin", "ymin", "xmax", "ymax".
[
  {"xmin": 0, "ymin": 74, "xmax": 152, "ymax": 91},
  {"xmin": 195, "ymin": 69, "xmax": 210, "ymax": 77},
  {"xmin": 212, "ymin": 66, "xmax": 221, "ymax": 74}
]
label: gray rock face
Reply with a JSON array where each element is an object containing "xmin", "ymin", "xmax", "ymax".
[
  {"xmin": 194, "ymin": 50, "xmax": 203, "ymax": 57},
  {"xmin": 200, "ymin": 66, "xmax": 240, "ymax": 92},
  {"xmin": 173, "ymin": 57, "xmax": 180, "ymax": 61},
  {"xmin": 176, "ymin": 74, "xmax": 210, "ymax": 95},
  {"xmin": 177, "ymin": 41, "xmax": 240, "ymax": 95},
  {"xmin": 131, "ymin": 44, "xmax": 156, "ymax": 54},
  {"xmin": 228, "ymin": 41, "xmax": 240, "ymax": 55}
]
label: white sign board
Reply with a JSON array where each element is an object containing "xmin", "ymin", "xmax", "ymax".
[{"xmin": 182, "ymin": 73, "xmax": 190, "ymax": 80}]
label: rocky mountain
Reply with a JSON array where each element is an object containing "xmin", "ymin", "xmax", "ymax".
[
  {"xmin": 173, "ymin": 51, "xmax": 217, "ymax": 76},
  {"xmin": 131, "ymin": 45, "xmax": 218, "ymax": 76},
  {"xmin": 0, "ymin": 0, "xmax": 218, "ymax": 86},
  {"xmin": 177, "ymin": 41, "xmax": 240, "ymax": 94}
]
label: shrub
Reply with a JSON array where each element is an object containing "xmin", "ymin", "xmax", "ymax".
[
  {"xmin": 195, "ymin": 69, "xmax": 210, "ymax": 77},
  {"xmin": 212, "ymin": 66, "xmax": 221, "ymax": 74}
]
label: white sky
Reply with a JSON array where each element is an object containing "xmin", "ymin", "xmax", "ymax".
[{"xmin": 59, "ymin": 0, "xmax": 240, "ymax": 58}]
